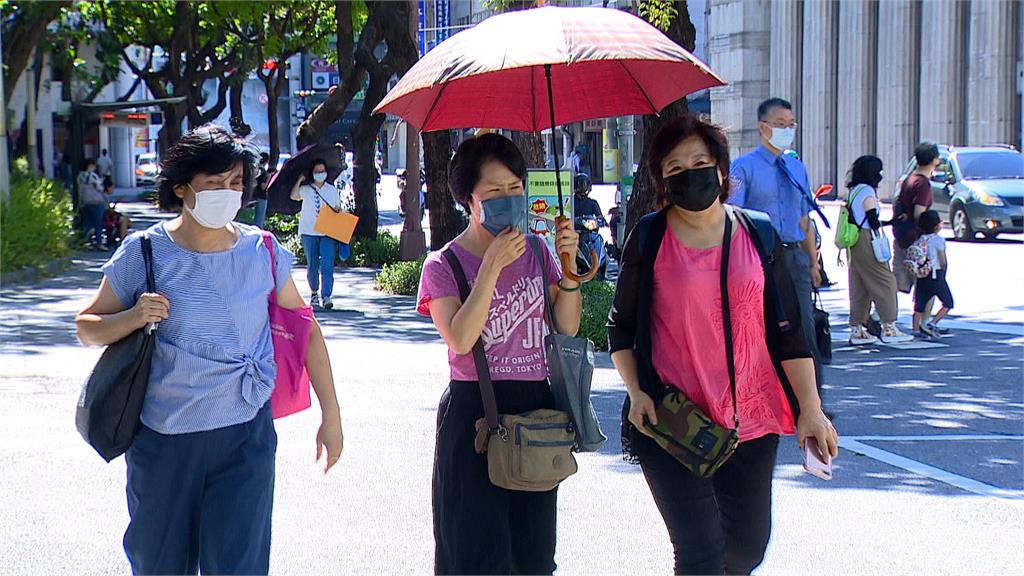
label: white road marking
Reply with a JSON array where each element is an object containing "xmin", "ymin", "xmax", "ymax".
[{"xmin": 840, "ymin": 437, "xmax": 1024, "ymax": 500}]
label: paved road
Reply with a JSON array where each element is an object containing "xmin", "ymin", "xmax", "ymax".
[{"xmin": 1, "ymin": 201, "xmax": 1022, "ymax": 574}]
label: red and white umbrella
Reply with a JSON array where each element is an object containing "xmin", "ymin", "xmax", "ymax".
[
  {"xmin": 375, "ymin": 5, "xmax": 725, "ymax": 280},
  {"xmin": 374, "ymin": 5, "xmax": 724, "ymax": 132}
]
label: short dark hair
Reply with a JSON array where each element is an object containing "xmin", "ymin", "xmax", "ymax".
[
  {"xmin": 448, "ymin": 133, "xmax": 527, "ymax": 214},
  {"xmin": 646, "ymin": 114, "xmax": 732, "ymax": 207},
  {"xmin": 918, "ymin": 209, "xmax": 941, "ymax": 233},
  {"xmin": 157, "ymin": 124, "xmax": 258, "ymax": 211},
  {"xmin": 82, "ymin": 157, "xmax": 96, "ymax": 171},
  {"xmin": 757, "ymin": 97, "xmax": 793, "ymax": 121},
  {"xmin": 306, "ymin": 158, "xmax": 328, "ymax": 183},
  {"xmin": 915, "ymin": 141, "xmax": 940, "ymax": 166},
  {"xmin": 846, "ymin": 155, "xmax": 884, "ymax": 190},
  {"xmin": 101, "ymin": 148, "xmax": 108, "ymax": 155}
]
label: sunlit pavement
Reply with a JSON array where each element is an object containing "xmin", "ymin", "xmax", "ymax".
[{"xmin": 1, "ymin": 196, "xmax": 1021, "ymax": 574}]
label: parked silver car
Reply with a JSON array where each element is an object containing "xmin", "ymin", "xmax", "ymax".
[{"xmin": 893, "ymin": 145, "xmax": 1024, "ymax": 241}]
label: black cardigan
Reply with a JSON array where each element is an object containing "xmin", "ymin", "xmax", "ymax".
[{"xmin": 607, "ymin": 206, "xmax": 813, "ymax": 462}]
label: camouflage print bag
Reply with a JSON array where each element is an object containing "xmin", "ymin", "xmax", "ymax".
[{"xmin": 645, "ymin": 211, "xmax": 740, "ymax": 478}]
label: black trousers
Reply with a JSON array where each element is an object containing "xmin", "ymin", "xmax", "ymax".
[
  {"xmin": 639, "ymin": 433, "xmax": 780, "ymax": 575},
  {"xmin": 433, "ymin": 380, "xmax": 558, "ymax": 575}
]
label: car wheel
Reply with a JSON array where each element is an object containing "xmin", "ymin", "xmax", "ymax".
[{"xmin": 951, "ymin": 205, "xmax": 974, "ymax": 241}]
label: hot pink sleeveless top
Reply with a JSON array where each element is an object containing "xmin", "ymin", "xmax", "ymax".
[{"xmin": 651, "ymin": 224, "xmax": 795, "ymax": 442}]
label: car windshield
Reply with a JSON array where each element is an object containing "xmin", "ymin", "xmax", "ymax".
[{"xmin": 956, "ymin": 151, "xmax": 1024, "ymax": 180}]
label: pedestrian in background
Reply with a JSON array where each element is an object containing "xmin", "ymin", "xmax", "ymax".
[
  {"xmin": 912, "ymin": 210, "xmax": 954, "ymax": 339},
  {"xmin": 96, "ymin": 148, "xmax": 114, "ymax": 178},
  {"xmin": 844, "ymin": 155, "xmax": 913, "ymax": 345},
  {"xmin": 75, "ymin": 124, "xmax": 343, "ymax": 575},
  {"xmin": 290, "ymin": 158, "xmax": 342, "ymax": 310},
  {"xmin": 77, "ymin": 158, "xmax": 106, "ymax": 251},
  {"xmin": 893, "ymin": 141, "xmax": 941, "ymax": 293},
  {"xmin": 253, "ymin": 152, "xmax": 270, "ymax": 229},
  {"xmin": 609, "ymin": 115, "xmax": 837, "ymax": 575},
  {"xmin": 417, "ymin": 133, "xmax": 581, "ymax": 574},
  {"xmin": 729, "ymin": 97, "xmax": 825, "ymax": 394},
  {"xmin": 101, "ymin": 175, "xmax": 131, "ymax": 250}
]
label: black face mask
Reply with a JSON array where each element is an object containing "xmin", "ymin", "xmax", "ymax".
[{"xmin": 665, "ymin": 166, "xmax": 722, "ymax": 212}]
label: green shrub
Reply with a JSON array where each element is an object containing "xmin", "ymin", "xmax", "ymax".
[
  {"xmin": 579, "ymin": 280, "xmax": 615, "ymax": 351},
  {"xmin": 350, "ymin": 230, "xmax": 400, "ymax": 267},
  {"xmin": 1, "ymin": 168, "xmax": 74, "ymax": 273},
  {"xmin": 264, "ymin": 213, "xmax": 299, "ymax": 238},
  {"xmin": 375, "ymin": 257, "xmax": 425, "ymax": 295}
]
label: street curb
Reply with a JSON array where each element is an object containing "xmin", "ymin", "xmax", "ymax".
[{"xmin": 0, "ymin": 252, "xmax": 94, "ymax": 289}]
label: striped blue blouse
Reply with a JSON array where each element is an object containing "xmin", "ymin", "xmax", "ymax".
[{"xmin": 101, "ymin": 222, "xmax": 295, "ymax": 434}]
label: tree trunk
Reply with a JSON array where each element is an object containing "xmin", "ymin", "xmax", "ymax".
[
  {"xmin": 511, "ymin": 131, "xmax": 546, "ymax": 168},
  {"xmin": 423, "ymin": 130, "xmax": 463, "ymax": 249},
  {"xmin": 158, "ymin": 103, "xmax": 187, "ymax": 159},
  {"xmin": 2, "ymin": 1, "xmax": 69, "ymax": 103},
  {"xmin": 351, "ymin": 118, "xmax": 383, "ymax": 240},
  {"xmin": 624, "ymin": 1, "xmax": 697, "ymax": 237},
  {"xmin": 229, "ymin": 73, "xmax": 251, "ymax": 137}
]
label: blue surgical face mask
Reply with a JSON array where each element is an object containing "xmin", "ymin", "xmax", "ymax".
[{"xmin": 479, "ymin": 195, "xmax": 527, "ymax": 237}]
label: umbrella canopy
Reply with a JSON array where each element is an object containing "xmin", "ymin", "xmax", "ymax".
[
  {"xmin": 373, "ymin": 5, "xmax": 725, "ymax": 132},
  {"xmin": 266, "ymin": 142, "xmax": 346, "ymax": 215}
]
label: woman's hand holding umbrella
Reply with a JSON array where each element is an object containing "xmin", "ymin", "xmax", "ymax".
[{"xmin": 552, "ymin": 217, "xmax": 581, "ymax": 287}]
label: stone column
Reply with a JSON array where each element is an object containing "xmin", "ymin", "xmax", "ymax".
[
  {"xmin": 875, "ymin": 0, "xmax": 919, "ymax": 201},
  {"xmin": 708, "ymin": 0, "xmax": 771, "ymax": 159},
  {"xmin": 770, "ymin": 0, "xmax": 803, "ymax": 150},
  {"xmin": 919, "ymin": 0, "xmax": 965, "ymax": 144},
  {"xmin": 966, "ymin": 0, "xmax": 1017, "ymax": 146},
  {"xmin": 836, "ymin": 0, "xmax": 876, "ymax": 192},
  {"xmin": 800, "ymin": 0, "xmax": 838, "ymax": 190}
]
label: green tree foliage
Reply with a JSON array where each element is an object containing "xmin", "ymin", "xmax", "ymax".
[
  {"xmin": 96, "ymin": 1, "xmax": 243, "ymax": 152},
  {"xmin": 1, "ymin": 0, "xmax": 70, "ymax": 103},
  {"xmin": 215, "ymin": 1, "xmax": 334, "ymax": 166}
]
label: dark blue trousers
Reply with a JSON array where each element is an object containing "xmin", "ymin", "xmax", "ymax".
[{"xmin": 123, "ymin": 405, "xmax": 277, "ymax": 575}]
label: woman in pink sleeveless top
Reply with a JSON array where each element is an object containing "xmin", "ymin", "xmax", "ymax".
[{"xmin": 608, "ymin": 115, "xmax": 839, "ymax": 575}]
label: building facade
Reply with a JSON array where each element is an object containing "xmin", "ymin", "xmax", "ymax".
[{"xmin": 709, "ymin": 0, "xmax": 1024, "ymax": 199}]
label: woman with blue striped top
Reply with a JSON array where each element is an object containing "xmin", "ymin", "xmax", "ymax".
[{"xmin": 75, "ymin": 124, "xmax": 343, "ymax": 575}]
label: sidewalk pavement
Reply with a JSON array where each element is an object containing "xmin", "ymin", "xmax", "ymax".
[{"xmin": 1, "ymin": 204, "xmax": 1022, "ymax": 574}]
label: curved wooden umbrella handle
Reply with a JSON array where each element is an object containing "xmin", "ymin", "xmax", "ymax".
[{"xmin": 560, "ymin": 249, "xmax": 599, "ymax": 284}]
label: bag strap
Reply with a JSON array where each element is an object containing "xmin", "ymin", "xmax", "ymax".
[
  {"xmin": 776, "ymin": 154, "xmax": 831, "ymax": 229},
  {"xmin": 140, "ymin": 232, "xmax": 156, "ymax": 334},
  {"xmin": 720, "ymin": 208, "xmax": 739, "ymax": 430},
  {"xmin": 441, "ymin": 248, "xmax": 503, "ymax": 435},
  {"xmin": 260, "ymin": 232, "xmax": 278, "ymax": 304},
  {"xmin": 141, "ymin": 233, "xmax": 155, "ymax": 293},
  {"xmin": 527, "ymin": 236, "xmax": 561, "ymax": 336},
  {"xmin": 313, "ymin": 185, "xmax": 340, "ymax": 213}
]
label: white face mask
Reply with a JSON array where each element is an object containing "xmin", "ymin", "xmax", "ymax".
[
  {"xmin": 312, "ymin": 172, "xmax": 328, "ymax": 184},
  {"xmin": 186, "ymin": 185, "xmax": 242, "ymax": 229},
  {"xmin": 768, "ymin": 126, "xmax": 796, "ymax": 151}
]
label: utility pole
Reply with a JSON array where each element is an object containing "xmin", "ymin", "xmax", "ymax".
[
  {"xmin": 0, "ymin": 23, "xmax": 11, "ymax": 201},
  {"xmin": 399, "ymin": 0, "xmax": 426, "ymax": 260}
]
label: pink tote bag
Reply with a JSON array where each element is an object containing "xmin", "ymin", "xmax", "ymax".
[{"xmin": 261, "ymin": 233, "xmax": 314, "ymax": 419}]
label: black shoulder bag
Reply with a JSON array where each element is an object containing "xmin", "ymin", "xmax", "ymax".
[{"xmin": 76, "ymin": 234, "xmax": 157, "ymax": 462}]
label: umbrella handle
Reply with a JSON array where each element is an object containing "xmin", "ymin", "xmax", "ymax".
[
  {"xmin": 560, "ymin": 250, "xmax": 599, "ymax": 284},
  {"xmin": 555, "ymin": 217, "xmax": 599, "ymax": 283}
]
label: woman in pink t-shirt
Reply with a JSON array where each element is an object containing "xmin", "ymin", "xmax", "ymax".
[
  {"xmin": 416, "ymin": 134, "xmax": 581, "ymax": 575},
  {"xmin": 608, "ymin": 116, "xmax": 839, "ymax": 575}
]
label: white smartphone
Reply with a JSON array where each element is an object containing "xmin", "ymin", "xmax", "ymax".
[{"xmin": 803, "ymin": 437, "xmax": 832, "ymax": 480}]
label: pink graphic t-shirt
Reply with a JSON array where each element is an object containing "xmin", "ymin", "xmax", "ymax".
[
  {"xmin": 651, "ymin": 224, "xmax": 795, "ymax": 442},
  {"xmin": 417, "ymin": 240, "xmax": 562, "ymax": 381}
]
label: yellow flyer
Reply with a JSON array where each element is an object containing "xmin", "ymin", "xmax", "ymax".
[{"xmin": 526, "ymin": 169, "xmax": 574, "ymax": 255}]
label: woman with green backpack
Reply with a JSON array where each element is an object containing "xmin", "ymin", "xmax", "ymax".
[{"xmin": 839, "ymin": 156, "xmax": 913, "ymax": 345}]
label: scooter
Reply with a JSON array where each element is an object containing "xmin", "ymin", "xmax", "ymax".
[{"xmin": 575, "ymin": 215, "xmax": 608, "ymax": 281}]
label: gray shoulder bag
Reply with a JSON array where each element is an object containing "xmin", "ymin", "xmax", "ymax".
[{"xmin": 528, "ymin": 237, "xmax": 606, "ymax": 452}]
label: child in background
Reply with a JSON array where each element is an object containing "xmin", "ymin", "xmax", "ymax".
[{"xmin": 912, "ymin": 210, "xmax": 953, "ymax": 340}]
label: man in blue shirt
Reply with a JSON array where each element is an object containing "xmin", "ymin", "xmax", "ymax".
[{"xmin": 730, "ymin": 97, "xmax": 825, "ymax": 392}]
